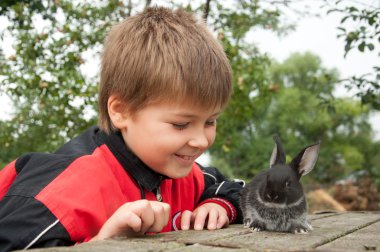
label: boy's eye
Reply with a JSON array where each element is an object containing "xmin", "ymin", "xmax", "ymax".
[
  {"xmin": 206, "ymin": 120, "xmax": 216, "ymax": 126},
  {"xmin": 172, "ymin": 123, "xmax": 189, "ymax": 130}
]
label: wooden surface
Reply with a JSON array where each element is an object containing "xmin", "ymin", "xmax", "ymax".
[{"xmin": 29, "ymin": 211, "xmax": 380, "ymax": 252}]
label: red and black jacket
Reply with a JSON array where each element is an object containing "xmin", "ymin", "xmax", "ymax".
[{"xmin": 0, "ymin": 126, "xmax": 243, "ymax": 251}]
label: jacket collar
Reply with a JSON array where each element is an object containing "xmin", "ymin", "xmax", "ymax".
[{"xmin": 98, "ymin": 129, "xmax": 164, "ymax": 192}]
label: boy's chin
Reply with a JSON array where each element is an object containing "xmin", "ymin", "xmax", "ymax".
[{"xmin": 165, "ymin": 166, "xmax": 193, "ymax": 179}]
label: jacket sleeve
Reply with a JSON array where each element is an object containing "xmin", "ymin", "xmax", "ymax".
[
  {"xmin": 0, "ymin": 156, "xmax": 74, "ymax": 251},
  {"xmin": 196, "ymin": 164, "xmax": 245, "ymax": 223},
  {"xmin": 0, "ymin": 161, "xmax": 17, "ymax": 200},
  {"xmin": 0, "ymin": 195, "xmax": 74, "ymax": 252}
]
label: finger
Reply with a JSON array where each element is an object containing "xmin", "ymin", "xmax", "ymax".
[
  {"xmin": 206, "ymin": 208, "xmax": 218, "ymax": 230},
  {"xmin": 181, "ymin": 210, "xmax": 193, "ymax": 230},
  {"xmin": 216, "ymin": 213, "xmax": 229, "ymax": 229},
  {"xmin": 137, "ymin": 200, "xmax": 155, "ymax": 234},
  {"xmin": 148, "ymin": 202, "xmax": 169, "ymax": 233},
  {"xmin": 193, "ymin": 206, "xmax": 208, "ymax": 230},
  {"xmin": 161, "ymin": 202, "xmax": 171, "ymax": 228},
  {"xmin": 123, "ymin": 211, "xmax": 143, "ymax": 233},
  {"xmin": 97, "ymin": 207, "xmax": 143, "ymax": 239}
]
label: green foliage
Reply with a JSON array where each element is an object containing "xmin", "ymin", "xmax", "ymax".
[
  {"xmin": 211, "ymin": 52, "xmax": 379, "ymax": 186},
  {"xmin": 328, "ymin": 1, "xmax": 380, "ymax": 109},
  {"xmin": 0, "ymin": 0, "xmax": 125, "ymax": 161}
]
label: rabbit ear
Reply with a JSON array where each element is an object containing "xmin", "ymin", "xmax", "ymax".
[
  {"xmin": 290, "ymin": 141, "xmax": 321, "ymax": 177},
  {"xmin": 269, "ymin": 135, "xmax": 286, "ymax": 167}
]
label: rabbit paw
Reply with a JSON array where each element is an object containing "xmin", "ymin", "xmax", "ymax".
[
  {"xmin": 249, "ymin": 221, "xmax": 265, "ymax": 232},
  {"xmin": 290, "ymin": 220, "xmax": 313, "ymax": 234},
  {"xmin": 293, "ymin": 227, "xmax": 309, "ymax": 234},
  {"xmin": 250, "ymin": 226, "xmax": 263, "ymax": 232},
  {"xmin": 243, "ymin": 218, "xmax": 252, "ymax": 228}
]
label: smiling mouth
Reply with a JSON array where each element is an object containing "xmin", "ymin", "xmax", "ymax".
[{"xmin": 175, "ymin": 154, "xmax": 196, "ymax": 160}]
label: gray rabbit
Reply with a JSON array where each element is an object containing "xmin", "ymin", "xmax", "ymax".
[{"xmin": 240, "ymin": 135, "xmax": 320, "ymax": 233}]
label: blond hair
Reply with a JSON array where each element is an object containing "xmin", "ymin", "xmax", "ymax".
[{"xmin": 98, "ymin": 7, "xmax": 232, "ymax": 133}]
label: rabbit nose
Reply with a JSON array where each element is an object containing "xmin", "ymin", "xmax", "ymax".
[
  {"xmin": 266, "ymin": 193, "xmax": 273, "ymax": 201},
  {"xmin": 266, "ymin": 193, "xmax": 279, "ymax": 202}
]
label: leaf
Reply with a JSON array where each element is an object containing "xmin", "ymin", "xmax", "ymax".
[
  {"xmin": 348, "ymin": 6, "xmax": 358, "ymax": 13},
  {"xmin": 358, "ymin": 42, "xmax": 366, "ymax": 52},
  {"xmin": 340, "ymin": 16, "xmax": 350, "ymax": 24},
  {"xmin": 367, "ymin": 43, "xmax": 375, "ymax": 51},
  {"xmin": 368, "ymin": 16, "xmax": 376, "ymax": 26},
  {"xmin": 337, "ymin": 27, "xmax": 346, "ymax": 32},
  {"xmin": 327, "ymin": 8, "xmax": 339, "ymax": 15}
]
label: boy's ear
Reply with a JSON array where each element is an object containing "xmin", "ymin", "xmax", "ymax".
[{"xmin": 108, "ymin": 95, "xmax": 129, "ymax": 130}]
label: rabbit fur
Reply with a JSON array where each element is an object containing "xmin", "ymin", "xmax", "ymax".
[{"xmin": 240, "ymin": 135, "xmax": 320, "ymax": 233}]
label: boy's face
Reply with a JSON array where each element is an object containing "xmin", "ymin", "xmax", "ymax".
[{"xmin": 120, "ymin": 101, "xmax": 220, "ymax": 179}]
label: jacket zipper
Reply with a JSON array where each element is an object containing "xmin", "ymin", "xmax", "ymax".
[
  {"xmin": 155, "ymin": 176, "xmax": 163, "ymax": 202},
  {"xmin": 155, "ymin": 186, "xmax": 163, "ymax": 202}
]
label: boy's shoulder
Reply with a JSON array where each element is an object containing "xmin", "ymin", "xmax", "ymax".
[
  {"xmin": 9, "ymin": 127, "xmax": 107, "ymax": 196},
  {"xmin": 54, "ymin": 126, "xmax": 101, "ymax": 156},
  {"xmin": 15, "ymin": 126, "xmax": 101, "ymax": 174}
]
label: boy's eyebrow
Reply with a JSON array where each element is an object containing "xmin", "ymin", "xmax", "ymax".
[{"xmin": 171, "ymin": 111, "xmax": 221, "ymax": 118}]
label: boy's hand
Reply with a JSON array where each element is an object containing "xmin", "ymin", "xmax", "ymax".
[
  {"xmin": 181, "ymin": 203, "xmax": 229, "ymax": 231},
  {"xmin": 91, "ymin": 200, "xmax": 170, "ymax": 241}
]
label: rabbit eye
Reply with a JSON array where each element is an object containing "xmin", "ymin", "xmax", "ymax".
[{"xmin": 285, "ymin": 181, "xmax": 291, "ymax": 187}]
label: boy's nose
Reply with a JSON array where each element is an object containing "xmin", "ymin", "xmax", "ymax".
[{"xmin": 188, "ymin": 130, "xmax": 209, "ymax": 149}]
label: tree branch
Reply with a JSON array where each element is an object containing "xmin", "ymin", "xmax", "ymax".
[
  {"xmin": 202, "ymin": 0, "xmax": 212, "ymax": 21},
  {"xmin": 127, "ymin": 0, "xmax": 132, "ymax": 17},
  {"xmin": 145, "ymin": 0, "xmax": 152, "ymax": 10}
]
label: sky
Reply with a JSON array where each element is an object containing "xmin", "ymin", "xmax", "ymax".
[
  {"xmin": 0, "ymin": 0, "xmax": 379, "ymax": 164},
  {"xmin": 253, "ymin": 1, "xmax": 379, "ymax": 79}
]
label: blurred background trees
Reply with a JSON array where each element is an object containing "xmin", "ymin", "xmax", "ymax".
[
  {"xmin": 327, "ymin": 2, "xmax": 380, "ymax": 109},
  {"xmin": 0, "ymin": 0, "xmax": 379, "ymax": 189}
]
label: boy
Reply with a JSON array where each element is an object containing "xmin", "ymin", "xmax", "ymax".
[{"xmin": 0, "ymin": 7, "xmax": 243, "ymax": 251}]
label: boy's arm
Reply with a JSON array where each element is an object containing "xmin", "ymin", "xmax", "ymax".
[
  {"xmin": 197, "ymin": 165, "xmax": 245, "ymax": 224},
  {"xmin": 0, "ymin": 157, "xmax": 74, "ymax": 251},
  {"xmin": 0, "ymin": 193, "xmax": 74, "ymax": 251}
]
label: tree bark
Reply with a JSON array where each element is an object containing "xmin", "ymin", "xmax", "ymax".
[
  {"xmin": 145, "ymin": 0, "xmax": 152, "ymax": 9},
  {"xmin": 127, "ymin": 0, "xmax": 132, "ymax": 17},
  {"xmin": 202, "ymin": 0, "xmax": 212, "ymax": 21}
]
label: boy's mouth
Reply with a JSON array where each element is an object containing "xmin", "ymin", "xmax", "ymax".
[{"xmin": 175, "ymin": 154, "xmax": 197, "ymax": 160}]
